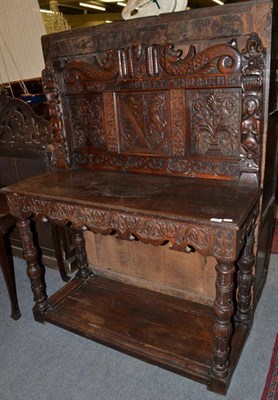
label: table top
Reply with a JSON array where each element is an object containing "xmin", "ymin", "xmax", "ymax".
[{"xmin": 1, "ymin": 169, "xmax": 261, "ymax": 229}]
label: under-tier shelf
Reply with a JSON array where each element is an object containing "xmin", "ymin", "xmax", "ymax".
[{"xmin": 44, "ymin": 275, "xmax": 249, "ymax": 394}]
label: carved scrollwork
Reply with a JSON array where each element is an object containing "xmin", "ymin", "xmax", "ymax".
[
  {"xmin": 42, "ymin": 61, "xmax": 69, "ymax": 168},
  {"xmin": 0, "ymin": 93, "xmax": 50, "ymax": 150}
]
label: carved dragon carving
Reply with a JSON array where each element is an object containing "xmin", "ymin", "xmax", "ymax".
[
  {"xmin": 64, "ymin": 50, "xmax": 120, "ymax": 83},
  {"xmin": 159, "ymin": 41, "xmax": 241, "ymax": 76},
  {"xmin": 62, "ymin": 39, "xmax": 242, "ymax": 84}
]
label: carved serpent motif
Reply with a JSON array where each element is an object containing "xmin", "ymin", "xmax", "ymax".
[
  {"xmin": 159, "ymin": 42, "xmax": 241, "ymax": 76},
  {"xmin": 64, "ymin": 51, "xmax": 119, "ymax": 83},
  {"xmin": 62, "ymin": 40, "xmax": 242, "ymax": 85}
]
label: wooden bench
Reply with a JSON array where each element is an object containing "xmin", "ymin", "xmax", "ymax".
[{"xmin": 2, "ymin": 0, "xmax": 277, "ymax": 394}]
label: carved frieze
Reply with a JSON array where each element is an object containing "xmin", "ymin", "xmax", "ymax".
[
  {"xmin": 6, "ymin": 192, "xmax": 243, "ymax": 261},
  {"xmin": 62, "ymin": 40, "xmax": 242, "ymax": 87},
  {"xmin": 188, "ymin": 89, "xmax": 241, "ymax": 158},
  {"xmin": 75, "ymin": 152, "xmax": 239, "ymax": 179}
]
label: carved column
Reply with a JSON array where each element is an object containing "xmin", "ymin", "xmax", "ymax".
[
  {"xmin": 17, "ymin": 217, "xmax": 48, "ymax": 320},
  {"xmin": 212, "ymin": 260, "xmax": 236, "ymax": 379},
  {"xmin": 235, "ymin": 228, "xmax": 255, "ymax": 324},
  {"xmin": 72, "ymin": 229, "xmax": 92, "ymax": 279}
]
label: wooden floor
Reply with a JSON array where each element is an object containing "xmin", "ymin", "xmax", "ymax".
[{"xmin": 44, "ymin": 275, "xmax": 249, "ymax": 391}]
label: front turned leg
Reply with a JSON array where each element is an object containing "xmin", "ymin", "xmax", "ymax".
[
  {"xmin": 17, "ymin": 217, "xmax": 48, "ymax": 321},
  {"xmin": 72, "ymin": 229, "xmax": 92, "ymax": 280},
  {"xmin": 212, "ymin": 260, "xmax": 236, "ymax": 379},
  {"xmin": 235, "ymin": 228, "xmax": 255, "ymax": 325}
]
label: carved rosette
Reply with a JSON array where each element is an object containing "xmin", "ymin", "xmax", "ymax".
[
  {"xmin": 240, "ymin": 33, "xmax": 265, "ymax": 182},
  {"xmin": 42, "ymin": 61, "xmax": 69, "ymax": 168}
]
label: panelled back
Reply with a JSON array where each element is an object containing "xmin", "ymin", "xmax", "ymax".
[{"xmin": 42, "ymin": 0, "xmax": 272, "ymax": 186}]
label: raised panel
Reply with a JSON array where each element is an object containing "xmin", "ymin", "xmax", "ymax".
[
  {"xmin": 67, "ymin": 95, "xmax": 107, "ymax": 151},
  {"xmin": 116, "ymin": 91, "xmax": 170, "ymax": 156},
  {"xmin": 187, "ymin": 89, "xmax": 242, "ymax": 159}
]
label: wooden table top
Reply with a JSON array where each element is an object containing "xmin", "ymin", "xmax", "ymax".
[{"xmin": 1, "ymin": 169, "xmax": 261, "ymax": 229}]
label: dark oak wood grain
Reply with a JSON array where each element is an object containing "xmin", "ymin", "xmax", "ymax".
[{"xmin": 1, "ymin": 0, "xmax": 277, "ymax": 394}]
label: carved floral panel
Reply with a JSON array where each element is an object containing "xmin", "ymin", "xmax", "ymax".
[
  {"xmin": 67, "ymin": 95, "xmax": 106, "ymax": 150},
  {"xmin": 116, "ymin": 91, "xmax": 170, "ymax": 155},
  {"xmin": 187, "ymin": 89, "xmax": 241, "ymax": 158}
]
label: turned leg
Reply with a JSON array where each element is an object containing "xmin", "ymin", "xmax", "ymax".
[
  {"xmin": 51, "ymin": 225, "xmax": 71, "ymax": 282},
  {"xmin": 236, "ymin": 228, "xmax": 255, "ymax": 325},
  {"xmin": 0, "ymin": 232, "xmax": 21, "ymax": 320},
  {"xmin": 72, "ymin": 229, "xmax": 92, "ymax": 280},
  {"xmin": 212, "ymin": 260, "xmax": 236, "ymax": 379},
  {"xmin": 17, "ymin": 217, "xmax": 48, "ymax": 321}
]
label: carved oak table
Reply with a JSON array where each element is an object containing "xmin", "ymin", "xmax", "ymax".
[{"xmin": 2, "ymin": 170, "xmax": 260, "ymax": 394}]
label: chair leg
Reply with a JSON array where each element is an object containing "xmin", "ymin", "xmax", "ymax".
[
  {"xmin": 72, "ymin": 228, "xmax": 92, "ymax": 280},
  {"xmin": 0, "ymin": 232, "xmax": 21, "ymax": 320},
  {"xmin": 51, "ymin": 225, "xmax": 70, "ymax": 282}
]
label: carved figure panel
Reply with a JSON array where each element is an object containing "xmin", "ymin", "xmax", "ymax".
[
  {"xmin": 239, "ymin": 33, "xmax": 265, "ymax": 177},
  {"xmin": 67, "ymin": 95, "xmax": 106, "ymax": 150},
  {"xmin": 188, "ymin": 89, "xmax": 241, "ymax": 158},
  {"xmin": 116, "ymin": 91, "xmax": 170, "ymax": 155}
]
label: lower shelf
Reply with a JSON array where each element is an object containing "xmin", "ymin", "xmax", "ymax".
[{"xmin": 44, "ymin": 275, "xmax": 249, "ymax": 394}]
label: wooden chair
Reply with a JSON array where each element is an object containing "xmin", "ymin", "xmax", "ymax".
[
  {"xmin": 0, "ymin": 193, "xmax": 20, "ymax": 320},
  {"xmin": 0, "ymin": 93, "xmax": 71, "ymax": 319}
]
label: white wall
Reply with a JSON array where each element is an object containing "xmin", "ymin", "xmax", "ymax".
[{"xmin": 0, "ymin": 0, "xmax": 46, "ymax": 83}]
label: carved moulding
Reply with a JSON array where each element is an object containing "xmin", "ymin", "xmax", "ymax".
[
  {"xmin": 5, "ymin": 192, "xmax": 247, "ymax": 262},
  {"xmin": 62, "ymin": 40, "xmax": 242, "ymax": 84},
  {"xmin": 42, "ymin": 61, "xmax": 69, "ymax": 169},
  {"xmin": 73, "ymin": 152, "xmax": 239, "ymax": 179}
]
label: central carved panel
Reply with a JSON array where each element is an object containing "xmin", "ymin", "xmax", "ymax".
[
  {"xmin": 188, "ymin": 89, "xmax": 241, "ymax": 158},
  {"xmin": 116, "ymin": 91, "xmax": 170, "ymax": 155}
]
